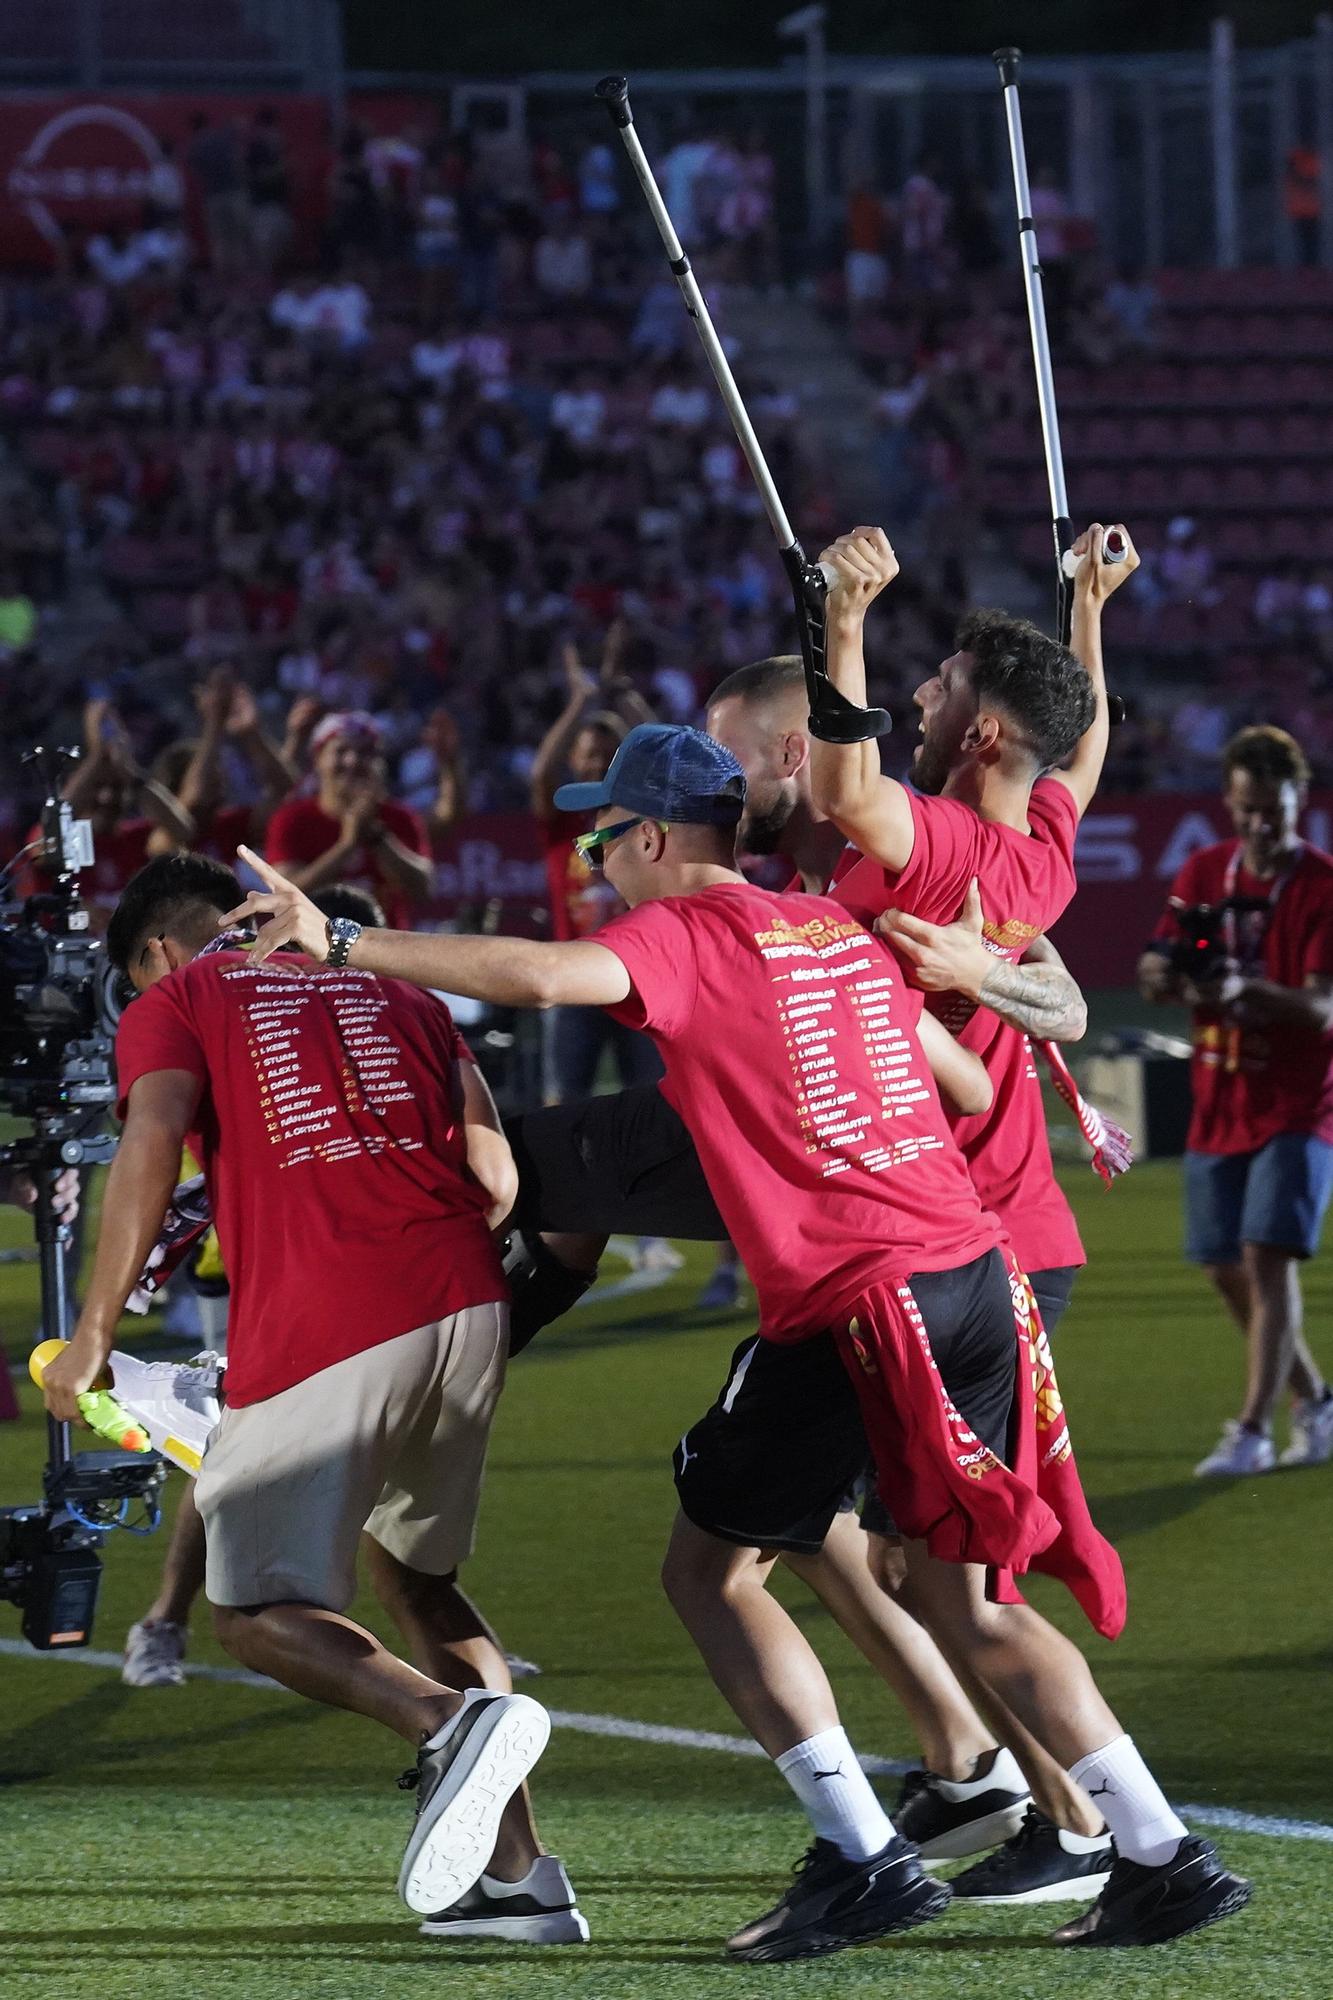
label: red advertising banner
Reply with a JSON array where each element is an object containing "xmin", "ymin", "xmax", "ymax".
[
  {"xmin": 0, "ymin": 94, "xmax": 330, "ymax": 267},
  {"xmin": 424, "ymin": 798, "xmax": 1333, "ymax": 987}
]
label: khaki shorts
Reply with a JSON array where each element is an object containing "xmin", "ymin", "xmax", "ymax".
[{"xmin": 195, "ymin": 1304, "xmax": 507, "ymax": 1610}]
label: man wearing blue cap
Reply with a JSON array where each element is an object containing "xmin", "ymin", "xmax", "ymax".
[{"xmin": 217, "ymin": 719, "xmax": 1247, "ymax": 1963}]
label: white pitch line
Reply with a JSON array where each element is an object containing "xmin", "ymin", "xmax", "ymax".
[{"xmin": 1, "ymin": 1637, "xmax": 1329, "ymax": 1846}]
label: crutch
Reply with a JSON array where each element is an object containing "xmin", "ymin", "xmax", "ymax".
[
  {"xmin": 594, "ymin": 74, "xmax": 890, "ymax": 743},
  {"xmin": 993, "ymin": 47, "xmax": 1126, "ymax": 675}
]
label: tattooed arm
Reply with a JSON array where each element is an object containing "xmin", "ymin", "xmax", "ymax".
[{"xmin": 877, "ymin": 881, "xmax": 1088, "ymax": 1043}]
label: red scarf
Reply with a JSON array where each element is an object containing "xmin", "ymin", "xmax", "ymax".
[{"xmin": 833, "ymin": 1251, "xmax": 1125, "ymax": 1639}]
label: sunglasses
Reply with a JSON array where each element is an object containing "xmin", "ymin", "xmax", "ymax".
[{"xmin": 573, "ymin": 816, "xmax": 667, "ymax": 870}]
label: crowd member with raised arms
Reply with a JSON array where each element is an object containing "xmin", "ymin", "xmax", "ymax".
[
  {"xmin": 265, "ymin": 711, "xmax": 432, "ymax": 931},
  {"xmin": 1139, "ymin": 725, "xmax": 1333, "ymax": 1476},
  {"xmin": 220, "ymin": 717, "xmax": 1250, "ymax": 1960},
  {"xmin": 148, "ymin": 665, "xmax": 298, "ymax": 864},
  {"xmin": 39, "ymin": 853, "xmax": 577, "ymax": 1943}
]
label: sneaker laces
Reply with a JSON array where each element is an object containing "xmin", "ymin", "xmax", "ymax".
[{"xmin": 979, "ymin": 1807, "xmax": 1048, "ymax": 1876}]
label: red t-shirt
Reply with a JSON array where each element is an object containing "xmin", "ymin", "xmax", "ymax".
[
  {"xmin": 115, "ymin": 952, "xmax": 503, "ymax": 1405},
  {"xmin": 542, "ymin": 809, "xmax": 627, "ymax": 941},
  {"xmin": 598, "ymin": 884, "xmax": 999, "ymax": 1339},
  {"xmin": 22, "ymin": 816, "xmax": 155, "ymax": 933},
  {"xmin": 266, "ymin": 796, "xmax": 428, "ymax": 931},
  {"xmin": 833, "ymin": 782, "xmax": 1085, "ymax": 1272},
  {"xmin": 1153, "ymin": 839, "xmax": 1333, "ymax": 1154}
]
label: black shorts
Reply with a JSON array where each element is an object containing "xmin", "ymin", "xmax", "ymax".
[
  {"xmin": 675, "ymin": 1248, "xmax": 1024, "ymax": 1557},
  {"xmin": 505, "ymin": 1084, "xmax": 727, "ymax": 1241},
  {"xmin": 860, "ymin": 1260, "xmax": 1079, "ymax": 1539}
]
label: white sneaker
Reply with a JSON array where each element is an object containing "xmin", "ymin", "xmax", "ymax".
[
  {"xmin": 1279, "ymin": 1393, "xmax": 1333, "ymax": 1467},
  {"xmin": 419, "ymin": 1854, "xmax": 590, "ymax": 1943},
  {"xmin": 1194, "ymin": 1421, "xmax": 1276, "ymax": 1478},
  {"xmin": 632, "ymin": 1237, "xmax": 685, "ymax": 1273},
  {"xmin": 397, "ymin": 1691, "xmax": 551, "ymax": 1914},
  {"xmin": 122, "ymin": 1619, "xmax": 187, "ymax": 1687}
]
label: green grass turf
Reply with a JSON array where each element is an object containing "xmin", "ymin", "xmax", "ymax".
[{"xmin": 2, "ymin": 1147, "xmax": 1331, "ymax": 1998}]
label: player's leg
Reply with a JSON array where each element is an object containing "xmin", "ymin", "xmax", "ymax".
[
  {"xmin": 203, "ymin": 1309, "xmax": 550, "ymax": 1915},
  {"xmin": 502, "ymin": 1084, "xmax": 729, "ymax": 1352},
  {"xmin": 785, "ymin": 1510, "xmax": 1000, "ymax": 1777},
  {"xmin": 123, "ymin": 1477, "xmax": 207, "ymax": 1686},
  {"xmin": 900, "ymin": 1547, "xmax": 1250, "ymax": 1944},
  {"xmin": 1238, "ymin": 1134, "xmax": 1333, "ymax": 1461},
  {"xmin": 1188, "ymin": 1149, "xmax": 1277, "ymax": 1474},
  {"xmin": 662, "ymin": 1332, "xmax": 949, "ymax": 1961}
]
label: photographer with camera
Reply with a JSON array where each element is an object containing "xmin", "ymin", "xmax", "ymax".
[{"xmin": 1139, "ymin": 727, "xmax": 1333, "ymax": 1478}]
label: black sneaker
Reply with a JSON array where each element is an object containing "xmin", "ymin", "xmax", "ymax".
[
  {"xmin": 951, "ymin": 1808, "xmax": 1113, "ymax": 1904},
  {"xmin": 395, "ymin": 1690, "xmax": 551, "ymax": 1915},
  {"xmin": 419, "ymin": 1855, "xmax": 590, "ymax": 1943},
  {"xmin": 1052, "ymin": 1835, "xmax": 1252, "ymax": 1947},
  {"xmin": 725, "ymin": 1836, "xmax": 952, "ymax": 1963},
  {"xmin": 892, "ymin": 1751, "xmax": 1032, "ymax": 1860}
]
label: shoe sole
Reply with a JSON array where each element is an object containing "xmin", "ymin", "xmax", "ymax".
[
  {"xmin": 1062, "ymin": 1874, "xmax": 1253, "ymax": 1947},
  {"xmin": 121, "ymin": 1669, "xmax": 187, "ymax": 1688},
  {"xmin": 915, "ymin": 1799, "xmax": 1032, "ymax": 1862},
  {"xmin": 419, "ymin": 1908, "xmax": 590, "ymax": 1943},
  {"xmin": 397, "ymin": 1696, "xmax": 551, "ymax": 1915},
  {"xmin": 956, "ymin": 1868, "xmax": 1110, "ymax": 1905},
  {"xmin": 727, "ymin": 1876, "xmax": 953, "ymax": 1963}
]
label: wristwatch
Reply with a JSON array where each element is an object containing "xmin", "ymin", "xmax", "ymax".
[{"xmin": 324, "ymin": 917, "xmax": 362, "ymax": 969}]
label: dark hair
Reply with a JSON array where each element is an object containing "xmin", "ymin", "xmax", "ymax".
[
  {"xmin": 955, "ymin": 609, "xmax": 1095, "ymax": 772},
  {"xmin": 106, "ymin": 854, "xmax": 242, "ymax": 974},
  {"xmin": 708, "ymin": 656, "xmax": 806, "ymax": 707},
  {"xmin": 1222, "ymin": 724, "xmax": 1310, "ymax": 791},
  {"xmin": 312, "ymin": 882, "xmax": 385, "ymax": 927}
]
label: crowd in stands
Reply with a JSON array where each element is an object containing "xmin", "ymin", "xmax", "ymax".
[{"xmin": 3, "ymin": 106, "xmax": 1332, "ymax": 908}]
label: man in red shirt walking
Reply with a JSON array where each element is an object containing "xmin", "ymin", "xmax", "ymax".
[
  {"xmin": 1140, "ymin": 726, "xmax": 1333, "ymax": 1476},
  {"xmin": 39, "ymin": 854, "xmax": 577, "ymax": 1941},
  {"xmin": 266, "ymin": 711, "xmax": 432, "ymax": 931},
  {"xmin": 227, "ymin": 724, "xmax": 1250, "ymax": 1959}
]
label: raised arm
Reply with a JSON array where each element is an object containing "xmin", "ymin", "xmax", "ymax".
[
  {"xmin": 1049, "ymin": 522, "xmax": 1139, "ymax": 820},
  {"xmin": 529, "ymin": 646, "xmax": 598, "ymax": 822},
  {"xmin": 226, "ymin": 845, "xmax": 632, "ymax": 1009},
  {"xmin": 805, "ymin": 526, "xmax": 917, "ymax": 872}
]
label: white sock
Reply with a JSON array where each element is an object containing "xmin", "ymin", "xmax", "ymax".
[
  {"xmin": 932, "ymin": 1746, "xmax": 1027, "ymax": 1802},
  {"xmin": 1069, "ymin": 1733, "xmax": 1188, "ymax": 1868},
  {"xmin": 774, "ymin": 1726, "xmax": 896, "ymax": 1861}
]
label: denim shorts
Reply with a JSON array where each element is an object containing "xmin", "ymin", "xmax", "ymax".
[{"xmin": 1184, "ymin": 1133, "xmax": 1333, "ymax": 1264}]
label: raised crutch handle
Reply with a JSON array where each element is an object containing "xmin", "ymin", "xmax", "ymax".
[{"xmin": 594, "ymin": 75, "xmax": 634, "ymax": 129}]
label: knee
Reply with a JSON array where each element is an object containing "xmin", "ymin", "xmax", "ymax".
[
  {"xmin": 1203, "ymin": 1260, "xmax": 1239, "ymax": 1294},
  {"xmin": 864, "ymin": 1530, "xmax": 909, "ymax": 1600},
  {"xmin": 210, "ymin": 1603, "xmax": 250, "ymax": 1658},
  {"xmin": 661, "ymin": 1525, "xmax": 744, "ymax": 1620}
]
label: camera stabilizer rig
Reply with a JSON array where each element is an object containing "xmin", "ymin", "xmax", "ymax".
[{"xmin": 0, "ymin": 747, "xmax": 164, "ymax": 1650}]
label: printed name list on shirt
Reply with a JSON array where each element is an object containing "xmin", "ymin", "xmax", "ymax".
[
  {"xmin": 227, "ymin": 964, "xmax": 425, "ymax": 1169},
  {"xmin": 754, "ymin": 915, "xmax": 945, "ymax": 1181}
]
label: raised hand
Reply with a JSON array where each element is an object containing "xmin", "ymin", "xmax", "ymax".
[
  {"xmin": 220, "ymin": 846, "xmax": 331, "ymax": 965},
  {"xmin": 817, "ymin": 525, "xmax": 900, "ymax": 621},
  {"xmin": 1070, "ymin": 522, "xmax": 1139, "ymax": 605}
]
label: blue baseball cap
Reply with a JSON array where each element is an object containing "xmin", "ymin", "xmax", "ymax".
[{"xmin": 554, "ymin": 723, "xmax": 746, "ymax": 827}]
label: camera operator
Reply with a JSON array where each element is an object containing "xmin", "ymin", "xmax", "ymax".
[{"xmin": 1139, "ymin": 727, "xmax": 1333, "ymax": 1477}]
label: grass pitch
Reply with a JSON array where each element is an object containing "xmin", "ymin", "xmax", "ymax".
[{"xmin": 1, "ymin": 1154, "xmax": 1330, "ymax": 2000}]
